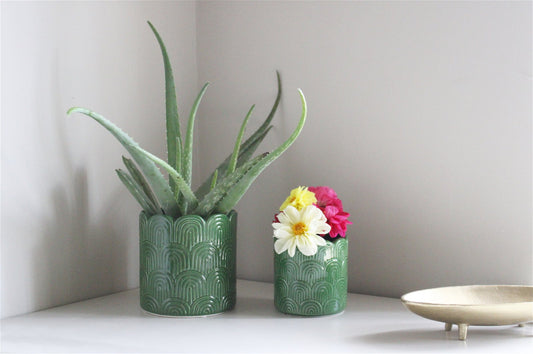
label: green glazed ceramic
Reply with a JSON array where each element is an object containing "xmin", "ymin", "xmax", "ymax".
[
  {"xmin": 274, "ymin": 238, "xmax": 348, "ymax": 316},
  {"xmin": 139, "ymin": 210, "xmax": 237, "ymax": 316}
]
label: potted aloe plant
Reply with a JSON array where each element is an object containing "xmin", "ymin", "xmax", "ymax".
[{"xmin": 68, "ymin": 22, "xmax": 307, "ymax": 316}]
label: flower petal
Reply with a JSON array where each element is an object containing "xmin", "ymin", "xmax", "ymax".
[
  {"xmin": 274, "ymin": 237, "xmax": 291, "ymax": 254},
  {"xmin": 323, "ymin": 205, "xmax": 339, "ymax": 219},
  {"xmin": 310, "ymin": 234, "xmax": 327, "ymax": 246},
  {"xmin": 273, "ymin": 228, "xmax": 292, "ymax": 239},
  {"xmin": 318, "ymin": 222, "xmax": 331, "ymax": 235},
  {"xmin": 276, "ymin": 210, "xmax": 291, "ymax": 225},
  {"xmin": 272, "ymin": 222, "xmax": 284, "ymax": 230},
  {"xmin": 282, "ymin": 205, "xmax": 301, "ymax": 224},
  {"xmin": 280, "ymin": 186, "xmax": 317, "ymax": 211},
  {"xmin": 287, "ymin": 241, "xmax": 297, "ymax": 257},
  {"xmin": 298, "ymin": 238, "xmax": 317, "ymax": 256}
]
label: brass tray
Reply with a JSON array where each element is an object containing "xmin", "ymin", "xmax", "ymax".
[{"xmin": 401, "ymin": 285, "xmax": 533, "ymax": 340}]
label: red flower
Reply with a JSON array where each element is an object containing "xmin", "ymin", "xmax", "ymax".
[{"xmin": 308, "ymin": 186, "xmax": 352, "ymax": 238}]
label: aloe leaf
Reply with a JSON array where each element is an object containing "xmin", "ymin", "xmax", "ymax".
[
  {"xmin": 116, "ymin": 169, "xmax": 158, "ymax": 215},
  {"xmin": 227, "ymin": 71, "xmax": 281, "ymax": 166},
  {"xmin": 193, "ymin": 153, "xmax": 268, "ymax": 217},
  {"xmin": 67, "ymin": 107, "xmax": 179, "ymax": 217},
  {"xmin": 174, "ymin": 139, "xmax": 182, "ymax": 203},
  {"xmin": 227, "ymin": 104, "xmax": 254, "ymax": 175},
  {"xmin": 148, "ymin": 21, "xmax": 181, "ymax": 191},
  {"xmin": 194, "ymin": 72, "xmax": 281, "ymax": 199},
  {"xmin": 122, "ymin": 156, "xmax": 161, "ymax": 212},
  {"xmin": 243, "ymin": 70, "xmax": 282, "ymax": 149},
  {"xmin": 195, "ymin": 124, "xmax": 272, "ymax": 201},
  {"xmin": 215, "ymin": 89, "xmax": 307, "ymax": 214},
  {"xmin": 130, "ymin": 145, "xmax": 198, "ymax": 214},
  {"xmin": 210, "ymin": 169, "xmax": 218, "ymax": 191},
  {"xmin": 183, "ymin": 82, "xmax": 209, "ymax": 186},
  {"xmin": 180, "ymin": 82, "xmax": 209, "ymax": 214},
  {"xmin": 236, "ymin": 125, "xmax": 272, "ymax": 167}
]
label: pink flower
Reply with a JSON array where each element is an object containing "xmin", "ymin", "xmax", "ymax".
[
  {"xmin": 309, "ymin": 186, "xmax": 342, "ymax": 209},
  {"xmin": 308, "ymin": 186, "xmax": 352, "ymax": 238}
]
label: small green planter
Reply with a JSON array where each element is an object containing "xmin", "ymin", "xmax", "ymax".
[
  {"xmin": 139, "ymin": 210, "xmax": 237, "ymax": 316},
  {"xmin": 274, "ymin": 238, "xmax": 348, "ymax": 316}
]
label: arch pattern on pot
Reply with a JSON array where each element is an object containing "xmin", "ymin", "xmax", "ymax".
[
  {"xmin": 139, "ymin": 210, "xmax": 237, "ymax": 316},
  {"xmin": 274, "ymin": 238, "xmax": 348, "ymax": 316}
]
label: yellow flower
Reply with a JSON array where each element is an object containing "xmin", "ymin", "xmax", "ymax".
[{"xmin": 280, "ymin": 186, "xmax": 317, "ymax": 211}]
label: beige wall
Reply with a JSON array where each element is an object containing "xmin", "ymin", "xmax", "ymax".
[{"xmin": 196, "ymin": 1, "xmax": 532, "ymax": 296}]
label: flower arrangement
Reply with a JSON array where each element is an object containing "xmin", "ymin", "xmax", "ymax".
[
  {"xmin": 273, "ymin": 186, "xmax": 351, "ymax": 257},
  {"xmin": 67, "ymin": 22, "xmax": 307, "ymax": 218}
]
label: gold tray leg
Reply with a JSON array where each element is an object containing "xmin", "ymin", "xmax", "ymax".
[{"xmin": 458, "ymin": 324, "xmax": 468, "ymax": 340}]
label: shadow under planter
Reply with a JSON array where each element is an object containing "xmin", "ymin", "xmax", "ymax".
[{"xmin": 139, "ymin": 211, "xmax": 237, "ymax": 316}]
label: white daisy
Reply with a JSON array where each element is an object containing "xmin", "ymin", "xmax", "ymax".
[{"xmin": 273, "ymin": 205, "xmax": 331, "ymax": 257}]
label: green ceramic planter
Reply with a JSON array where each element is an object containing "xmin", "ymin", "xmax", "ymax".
[
  {"xmin": 274, "ymin": 238, "xmax": 348, "ymax": 316},
  {"xmin": 139, "ymin": 210, "xmax": 237, "ymax": 316}
]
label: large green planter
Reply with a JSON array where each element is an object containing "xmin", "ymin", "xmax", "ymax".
[
  {"xmin": 274, "ymin": 238, "xmax": 348, "ymax": 316},
  {"xmin": 139, "ymin": 210, "xmax": 237, "ymax": 316}
]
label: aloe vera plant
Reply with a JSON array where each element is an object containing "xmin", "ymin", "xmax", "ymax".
[{"xmin": 68, "ymin": 22, "xmax": 306, "ymax": 218}]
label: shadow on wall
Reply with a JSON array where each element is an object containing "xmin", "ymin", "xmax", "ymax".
[
  {"xmin": 29, "ymin": 51, "xmax": 135, "ymax": 309},
  {"xmin": 33, "ymin": 169, "xmax": 132, "ymax": 309}
]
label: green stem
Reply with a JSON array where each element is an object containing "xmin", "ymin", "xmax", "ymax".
[{"xmin": 227, "ymin": 104, "xmax": 254, "ymax": 175}]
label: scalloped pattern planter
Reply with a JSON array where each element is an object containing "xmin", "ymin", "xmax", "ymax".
[
  {"xmin": 139, "ymin": 211, "xmax": 237, "ymax": 316},
  {"xmin": 274, "ymin": 238, "xmax": 348, "ymax": 316}
]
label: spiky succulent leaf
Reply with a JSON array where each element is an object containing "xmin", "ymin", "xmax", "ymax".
[
  {"xmin": 67, "ymin": 107, "xmax": 179, "ymax": 217},
  {"xmin": 174, "ymin": 138, "xmax": 182, "ymax": 203},
  {"xmin": 116, "ymin": 169, "xmax": 158, "ymax": 215},
  {"xmin": 244, "ymin": 71, "xmax": 282, "ymax": 147},
  {"xmin": 130, "ymin": 145, "xmax": 198, "ymax": 215},
  {"xmin": 122, "ymin": 156, "xmax": 161, "ymax": 212},
  {"xmin": 148, "ymin": 21, "xmax": 181, "ymax": 192},
  {"xmin": 210, "ymin": 169, "xmax": 218, "ymax": 191},
  {"xmin": 227, "ymin": 104, "xmax": 254, "ymax": 175},
  {"xmin": 195, "ymin": 124, "xmax": 272, "ymax": 201},
  {"xmin": 183, "ymin": 82, "xmax": 209, "ymax": 186},
  {"xmin": 193, "ymin": 153, "xmax": 268, "ymax": 217},
  {"xmin": 181, "ymin": 82, "xmax": 209, "ymax": 214},
  {"xmin": 214, "ymin": 89, "xmax": 307, "ymax": 214},
  {"xmin": 195, "ymin": 71, "xmax": 282, "ymax": 200},
  {"xmin": 235, "ymin": 125, "xmax": 272, "ymax": 167}
]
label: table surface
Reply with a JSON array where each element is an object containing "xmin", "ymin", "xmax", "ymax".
[{"xmin": 1, "ymin": 280, "xmax": 532, "ymax": 353}]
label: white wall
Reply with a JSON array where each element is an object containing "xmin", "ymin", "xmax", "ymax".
[
  {"xmin": 1, "ymin": 1, "xmax": 198, "ymax": 318},
  {"xmin": 196, "ymin": 1, "xmax": 532, "ymax": 296}
]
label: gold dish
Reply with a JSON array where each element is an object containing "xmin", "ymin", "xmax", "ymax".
[{"xmin": 401, "ymin": 285, "xmax": 533, "ymax": 340}]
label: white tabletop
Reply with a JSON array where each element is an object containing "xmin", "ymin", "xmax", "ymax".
[{"xmin": 1, "ymin": 280, "xmax": 532, "ymax": 353}]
